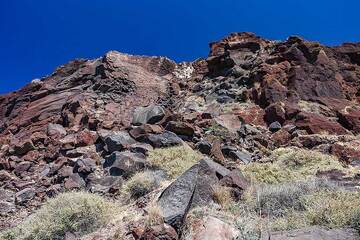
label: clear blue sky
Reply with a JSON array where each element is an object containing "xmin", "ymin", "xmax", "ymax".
[{"xmin": 1, "ymin": 0, "xmax": 359, "ymax": 94}]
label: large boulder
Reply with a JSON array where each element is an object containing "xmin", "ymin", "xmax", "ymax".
[
  {"xmin": 157, "ymin": 158, "xmax": 231, "ymax": 229},
  {"xmin": 132, "ymin": 105, "xmax": 166, "ymax": 125}
]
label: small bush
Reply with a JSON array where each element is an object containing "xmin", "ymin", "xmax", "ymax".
[
  {"xmin": 304, "ymin": 190, "xmax": 360, "ymax": 229},
  {"xmin": 123, "ymin": 171, "xmax": 157, "ymax": 198},
  {"xmin": 146, "ymin": 204, "xmax": 164, "ymax": 227},
  {"xmin": 0, "ymin": 192, "xmax": 116, "ymax": 240},
  {"xmin": 268, "ymin": 188, "xmax": 360, "ymax": 231},
  {"xmin": 147, "ymin": 145, "xmax": 202, "ymax": 178},
  {"xmin": 248, "ymin": 180, "xmax": 337, "ymax": 217},
  {"xmin": 242, "ymin": 147, "xmax": 349, "ymax": 184},
  {"xmin": 212, "ymin": 185, "xmax": 233, "ymax": 208}
]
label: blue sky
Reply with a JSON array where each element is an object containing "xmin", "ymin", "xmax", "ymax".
[{"xmin": 0, "ymin": 0, "xmax": 359, "ymax": 94}]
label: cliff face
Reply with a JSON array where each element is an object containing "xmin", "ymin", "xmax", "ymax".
[{"xmin": 1, "ymin": 33, "xmax": 360, "ymax": 234}]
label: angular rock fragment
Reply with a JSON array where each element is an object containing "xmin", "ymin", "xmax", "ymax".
[{"xmin": 132, "ymin": 105, "xmax": 166, "ymax": 125}]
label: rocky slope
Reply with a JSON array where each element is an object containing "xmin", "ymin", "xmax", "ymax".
[{"xmin": 1, "ymin": 32, "xmax": 360, "ymax": 239}]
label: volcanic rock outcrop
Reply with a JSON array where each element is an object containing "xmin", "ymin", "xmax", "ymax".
[{"xmin": 1, "ymin": 32, "xmax": 360, "ymax": 237}]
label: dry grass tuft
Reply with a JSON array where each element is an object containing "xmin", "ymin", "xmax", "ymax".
[
  {"xmin": 212, "ymin": 185, "xmax": 234, "ymax": 208},
  {"xmin": 146, "ymin": 204, "xmax": 164, "ymax": 227},
  {"xmin": 147, "ymin": 145, "xmax": 202, "ymax": 178},
  {"xmin": 123, "ymin": 171, "xmax": 157, "ymax": 199},
  {"xmin": 0, "ymin": 191, "xmax": 117, "ymax": 240}
]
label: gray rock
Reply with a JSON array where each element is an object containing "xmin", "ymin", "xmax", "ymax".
[
  {"xmin": 64, "ymin": 173, "xmax": 86, "ymax": 189},
  {"xmin": 73, "ymin": 158, "xmax": 96, "ymax": 174},
  {"xmin": 47, "ymin": 123, "xmax": 67, "ymax": 136},
  {"xmin": 129, "ymin": 143, "xmax": 154, "ymax": 155},
  {"xmin": 89, "ymin": 175, "xmax": 123, "ymax": 194},
  {"xmin": 229, "ymin": 150, "xmax": 252, "ymax": 164},
  {"xmin": 14, "ymin": 161, "xmax": 32, "ymax": 176},
  {"xmin": 103, "ymin": 151, "xmax": 146, "ymax": 178},
  {"xmin": 262, "ymin": 226, "xmax": 359, "ymax": 240},
  {"xmin": 269, "ymin": 121, "xmax": 282, "ymax": 132},
  {"xmin": 157, "ymin": 158, "xmax": 230, "ymax": 229},
  {"xmin": 132, "ymin": 105, "xmax": 165, "ymax": 125},
  {"xmin": 15, "ymin": 188, "xmax": 35, "ymax": 204},
  {"xmin": 104, "ymin": 131, "xmax": 137, "ymax": 153},
  {"xmin": 147, "ymin": 131, "xmax": 183, "ymax": 148},
  {"xmin": 0, "ymin": 201, "xmax": 16, "ymax": 215}
]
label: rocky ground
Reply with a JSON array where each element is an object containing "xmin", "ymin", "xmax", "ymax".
[{"xmin": 0, "ymin": 32, "xmax": 360, "ymax": 239}]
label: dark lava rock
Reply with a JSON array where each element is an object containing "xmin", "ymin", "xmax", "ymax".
[
  {"xmin": 269, "ymin": 121, "xmax": 282, "ymax": 132},
  {"xmin": 147, "ymin": 131, "xmax": 183, "ymax": 148},
  {"xmin": 132, "ymin": 105, "xmax": 166, "ymax": 125},
  {"xmin": 195, "ymin": 141, "xmax": 212, "ymax": 154},
  {"xmin": 104, "ymin": 131, "xmax": 137, "ymax": 153},
  {"xmin": 103, "ymin": 151, "xmax": 146, "ymax": 178},
  {"xmin": 157, "ymin": 158, "xmax": 231, "ymax": 230}
]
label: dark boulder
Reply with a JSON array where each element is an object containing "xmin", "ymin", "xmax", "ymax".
[
  {"xmin": 104, "ymin": 131, "xmax": 137, "ymax": 153},
  {"xmin": 103, "ymin": 151, "xmax": 146, "ymax": 178},
  {"xmin": 147, "ymin": 131, "xmax": 183, "ymax": 148},
  {"xmin": 132, "ymin": 105, "xmax": 165, "ymax": 125},
  {"xmin": 157, "ymin": 158, "xmax": 231, "ymax": 230}
]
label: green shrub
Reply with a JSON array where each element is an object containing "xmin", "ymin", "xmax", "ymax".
[
  {"xmin": 0, "ymin": 192, "xmax": 116, "ymax": 240},
  {"xmin": 147, "ymin": 145, "xmax": 202, "ymax": 178},
  {"xmin": 123, "ymin": 171, "xmax": 157, "ymax": 198}
]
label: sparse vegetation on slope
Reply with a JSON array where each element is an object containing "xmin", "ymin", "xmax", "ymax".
[
  {"xmin": 147, "ymin": 145, "xmax": 202, "ymax": 178},
  {"xmin": 0, "ymin": 192, "xmax": 117, "ymax": 240},
  {"xmin": 123, "ymin": 171, "xmax": 157, "ymax": 199},
  {"xmin": 241, "ymin": 147, "xmax": 356, "ymax": 184}
]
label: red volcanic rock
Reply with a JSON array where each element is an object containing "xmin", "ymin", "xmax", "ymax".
[
  {"xmin": 295, "ymin": 112, "xmax": 348, "ymax": 135},
  {"xmin": 233, "ymin": 105, "xmax": 266, "ymax": 126},
  {"xmin": 330, "ymin": 144, "xmax": 360, "ymax": 163},
  {"xmin": 165, "ymin": 121, "xmax": 195, "ymax": 136},
  {"xmin": 338, "ymin": 108, "xmax": 360, "ymax": 134}
]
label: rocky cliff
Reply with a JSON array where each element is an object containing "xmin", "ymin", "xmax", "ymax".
[{"xmin": 1, "ymin": 33, "xmax": 360, "ymax": 239}]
